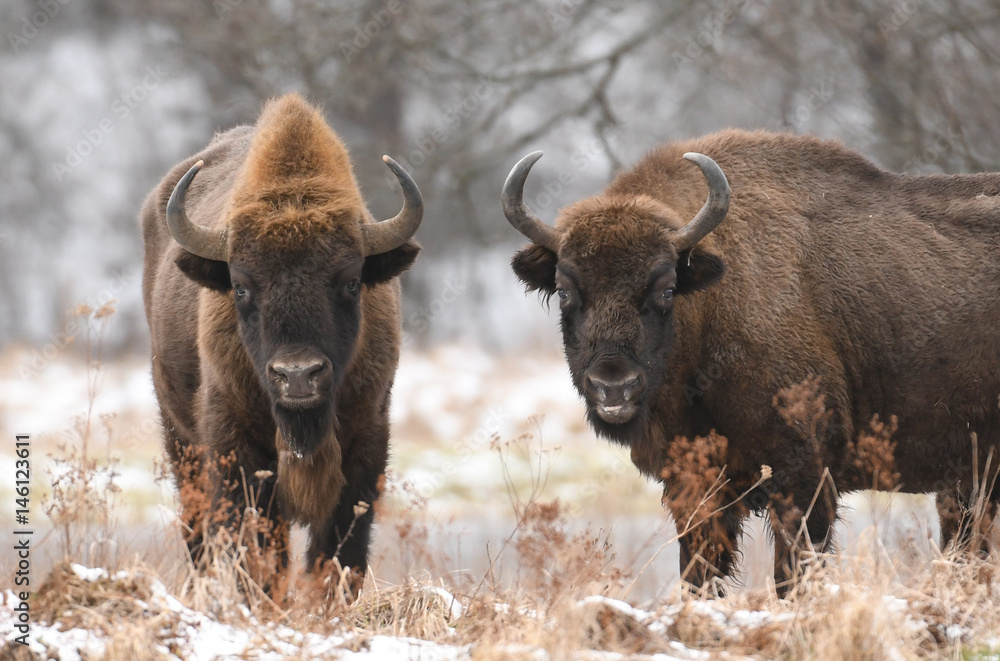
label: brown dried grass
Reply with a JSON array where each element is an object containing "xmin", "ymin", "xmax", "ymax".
[{"xmin": 8, "ymin": 312, "xmax": 1000, "ymax": 659}]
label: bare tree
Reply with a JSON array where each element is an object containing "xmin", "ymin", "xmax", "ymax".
[{"xmin": 3, "ymin": 0, "xmax": 1000, "ymax": 348}]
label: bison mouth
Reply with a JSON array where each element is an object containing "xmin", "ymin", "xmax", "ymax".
[
  {"xmin": 277, "ymin": 393, "xmax": 325, "ymax": 411},
  {"xmin": 593, "ymin": 402, "xmax": 639, "ymax": 424},
  {"xmin": 585, "ymin": 402, "xmax": 649, "ymax": 447},
  {"xmin": 272, "ymin": 400, "xmax": 337, "ymax": 459}
]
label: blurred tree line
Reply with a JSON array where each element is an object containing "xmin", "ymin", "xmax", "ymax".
[{"xmin": 2, "ymin": 0, "xmax": 999, "ymax": 353}]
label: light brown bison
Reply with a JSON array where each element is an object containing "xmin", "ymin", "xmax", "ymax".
[
  {"xmin": 502, "ymin": 130, "xmax": 1000, "ymax": 591},
  {"xmin": 141, "ymin": 94, "xmax": 422, "ymax": 585}
]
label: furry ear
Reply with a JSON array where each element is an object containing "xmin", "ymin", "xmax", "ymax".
[
  {"xmin": 511, "ymin": 244, "xmax": 558, "ymax": 294},
  {"xmin": 175, "ymin": 251, "xmax": 232, "ymax": 292},
  {"xmin": 676, "ymin": 248, "xmax": 725, "ymax": 294},
  {"xmin": 362, "ymin": 240, "xmax": 420, "ymax": 286}
]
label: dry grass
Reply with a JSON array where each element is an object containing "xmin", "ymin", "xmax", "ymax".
[
  {"xmin": 4, "ymin": 316, "xmax": 1000, "ymax": 659},
  {"xmin": 15, "ymin": 418, "xmax": 999, "ymax": 659}
]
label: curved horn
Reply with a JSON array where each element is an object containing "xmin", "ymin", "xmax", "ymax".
[
  {"xmin": 166, "ymin": 160, "xmax": 229, "ymax": 262},
  {"xmin": 673, "ymin": 152, "xmax": 731, "ymax": 253},
  {"xmin": 360, "ymin": 156, "xmax": 424, "ymax": 256},
  {"xmin": 501, "ymin": 151, "xmax": 562, "ymax": 252}
]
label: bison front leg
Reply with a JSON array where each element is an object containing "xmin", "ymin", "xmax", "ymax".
[
  {"xmin": 765, "ymin": 475, "xmax": 837, "ymax": 595},
  {"xmin": 307, "ymin": 428, "xmax": 387, "ymax": 598},
  {"xmin": 309, "ymin": 481, "xmax": 378, "ymax": 597},
  {"xmin": 191, "ymin": 392, "xmax": 290, "ymax": 577},
  {"xmin": 205, "ymin": 449, "xmax": 289, "ymax": 566},
  {"xmin": 666, "ymin": 490, "xmax": 747, "ymax": 592},
  {"xmin": 936, "ymin": 489, "xmax": 999, "ymax": 556}
]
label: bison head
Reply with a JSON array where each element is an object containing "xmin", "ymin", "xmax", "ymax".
[
  {"xmin": 503, "ymin": 151, "xmax": 729, "ymax": 445},
  {"xmin": 164, "ymin": 106, "xmax": 422, "ymax": 459}
]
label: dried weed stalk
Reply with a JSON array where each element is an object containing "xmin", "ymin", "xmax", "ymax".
[{"xmin": 42, "ymin": 302, "xmax": 122, "ymax": 569}]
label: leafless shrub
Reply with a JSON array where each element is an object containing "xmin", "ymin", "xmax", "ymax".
[
  {"xmin": 42, "ymin": 302, "xmax": 122, "ymax": 569},
  {"xmin": 848, "ymin": 414, "xmax": 900, "ymax": 491}
]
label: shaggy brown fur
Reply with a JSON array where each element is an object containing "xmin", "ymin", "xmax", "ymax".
[
  {"xmin": 141, "ymin": 94, "xmax": 419, "ymax": 584},
  {"xmin": 510, "ymin": 129, "xmax": 1000, "ymax": 591}
]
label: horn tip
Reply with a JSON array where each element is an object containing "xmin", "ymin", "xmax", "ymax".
[{"xmin": 382, "ymin": 155, "xmax": 407, "ymax": 175}]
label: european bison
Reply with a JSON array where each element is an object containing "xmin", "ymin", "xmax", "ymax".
[
  {"xmin": 141, "ymin": 94, "xmax": 422, "ymax": 587},
  {"xmin": 502, "ymin": 130, "xmax": 1000, "ymax": 591}
]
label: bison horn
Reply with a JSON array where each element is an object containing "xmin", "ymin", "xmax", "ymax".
[
  {"xmin": 360, "ymin": 156, "xmax": 424, "ymax": 256},
  {"xmin": 673, "ymin": 153, "xmax": 731, "ymax": 253},
  {"xmin": 501, "ymin": 151, "xmax": 563, "ymax": 252},
  {"xmin": 166, "ymin": 160, "xmax": 229, "ymax": 262}
]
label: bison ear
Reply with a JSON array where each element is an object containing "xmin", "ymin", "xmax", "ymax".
[
  {"xmin": 362, "ymin": 240, "xmax": 420, "ymax": 286},
  {"xmin": 511, "ymin": 244, "xmax": 558, "ymax": 294},
  {"xmin": 175, "ymin": 251, "xmax": 232, "ymax": 292},
  {"xmin": 676, "ymin": 248, "xmax": 725, "ymax": 294}
]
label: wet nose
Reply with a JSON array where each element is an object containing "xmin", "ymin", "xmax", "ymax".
[
  {"xmin": 268, "ymin": 359, "xmax": 329, "ymax": 398},
  {"xmin": 584, "ymin": 371, "xmax": 644, "ymax": 405}
]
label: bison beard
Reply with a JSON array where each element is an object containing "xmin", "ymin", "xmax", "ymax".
[
  {"xmin": 502, "ymin": 130, "xmax": 1000, "ymax": 595},
  {"xmin": 272, "ymin": 401, "xmax": 337, "ymax": 460},
  {"xmin": 276, "ymin": 426, "xmax": 346, "ymax": 531}
]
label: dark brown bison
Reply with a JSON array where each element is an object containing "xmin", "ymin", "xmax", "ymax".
[
  {"xmin": 502, "ymin": 130, "xmax": 1000, "ymax": 591},
  {"xmin": 141, "ymin": 94, "xmax": 422, "ymax": 586}
]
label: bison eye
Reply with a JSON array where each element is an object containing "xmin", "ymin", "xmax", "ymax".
[
  {"xmin": 662, "ymin": 289, "xmax": 674, "ymax": 302},
  {"xmin": 234, "ymin": 285, "xmax": 249, "ymax": 300},
  {"xmin": 556, "ymin": 288, "xmax": 569, "ymax": 303},
  {"xmin": 345, "ymin": 278, "xmax": 360, "ymax": 295}
]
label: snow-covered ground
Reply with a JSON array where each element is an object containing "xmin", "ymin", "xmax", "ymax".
[
  {"xmin": 0, "ymin": 346, "xmax": 967, "ymax": 634},
  {"xmin": 4, "ymin": 560, "xmax": 997, "ymax": 660},
  {"xmin": 0, "ymin": 345, "xmax": 949, "ymax": 588},
  {"xmin": 2, "ymin": 344, "xmax": 994, "ymax": 658}
]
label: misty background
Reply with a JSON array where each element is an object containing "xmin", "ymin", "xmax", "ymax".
[{"xmin": 2, "ymin": 0, "xmax": 1000, "ymax": 356}]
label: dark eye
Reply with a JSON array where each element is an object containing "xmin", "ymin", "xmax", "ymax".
[
  {"xmin": 345, "ymin": 278, "xmax": 360, "ymax": 295},
  {"xmin": 556, "ymin": 288, "xmax": 569, "ymax": 302},
  {"xmin": 234, "ymin": 284, "xmax": 249, "ymax": 300},
  {"xmin": 662, "ymin": 288, "xmax": 674, "ymax": 302}
]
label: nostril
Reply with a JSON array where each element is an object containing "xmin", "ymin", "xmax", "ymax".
[
  {"xmin": 585, "ymin": 374, "xmax": 607, "ymax": 402},
  {"xmin": 268, "ymin": 364, "xmax": 289, "ymax": 383},
  {"xmin": 621, "ymin": 373, "xmax": 642, "ymax": 400},
  {"xmin": 304, "ymin": 360, "xmax": 327, "ymax": 382}
]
